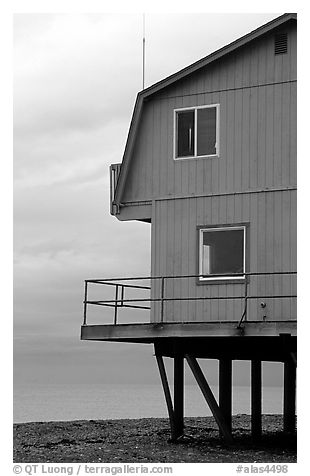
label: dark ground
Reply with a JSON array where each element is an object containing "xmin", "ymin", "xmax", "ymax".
[{"xmin": 13, "ymin": 414, "xmax": 296, "ymax": 463}]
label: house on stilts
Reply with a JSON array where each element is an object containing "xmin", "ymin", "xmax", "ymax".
[{"xmin": 81, "ymin": 13, "xmax": 297, "ymax": 442}]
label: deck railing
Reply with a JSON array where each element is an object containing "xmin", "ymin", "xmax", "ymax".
[{"xmin": 82, "ymin": 271, "xmax": 297, "ymax": 328}]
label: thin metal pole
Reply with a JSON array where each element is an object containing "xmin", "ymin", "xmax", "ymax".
[
  {"xmin": 83, "ymin": 281, "xmax": 88, "ymax": 325},
  {"xmin": 142, "ymin": 13, "xmax": 145, "ymax": 90},
  {"xmin": 114, "ymin": 284, "xmax": 119, "ymax": 325},
  {"xmin": 244, "ymin": 278, "xmax": 248, "ymax": 322},
  {"xmin": 160, "ymin": 277, "xmax": 165, "ymax": 323},
  {"xmin": 238, "ymin": 278, "xmax": 248, "ymax": 328},
  {"xmin": 121, "ymin": 285, "xmax": 124, "ymax": 307}
]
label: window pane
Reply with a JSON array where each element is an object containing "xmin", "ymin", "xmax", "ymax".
[
  {"xmin": 176, "ymin": 110, "xmax": 195, "ymax": 157},
  {"xmin": 197, "ymin": 107, "xmax": 216, "ymax": 156},
  {"xmin": 201, "ymin": 229, "xmax": 244, "ymax": 276}
]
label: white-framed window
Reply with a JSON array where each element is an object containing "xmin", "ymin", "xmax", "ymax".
[
  {"xmin": 174, "ymin": 104, "xmax": 219, "ymax": 159},
  {"xmin": 199, "ymin": 226, "xmax": 246, "ymax": 281}
]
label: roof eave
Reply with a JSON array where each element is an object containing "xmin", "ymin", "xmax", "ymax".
[{"xmin": 138, "ymin": 13, "xmax": 296, "ymax": 100}]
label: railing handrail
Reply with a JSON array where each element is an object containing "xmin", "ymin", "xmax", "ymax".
[
  {"xmin": 83, "ymin": 271, "xmax": 297, "ymax": 327},
  {"xmin": 86, "ymin": 280, "xmax": 151, "ymax": 290},
  {"xmin": 85, "ymin": 270, "xmax": 297, "ymax": 284}
]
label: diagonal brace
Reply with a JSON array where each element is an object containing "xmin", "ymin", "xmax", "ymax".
[
  {"xmin": 155, "ymin": 354, "xmax": 178, "ymax": 440},
  {"xmin": 185, "ymin": 354, "xmax": 233, "ymax": 444}
]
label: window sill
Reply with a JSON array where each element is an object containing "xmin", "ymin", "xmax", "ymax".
[
  {"xmin": 174, "ymin": 154, "xmax": 219, "ymax": 161},
  {"xmin": 197, "ymin": 277, "xmax": 246, "ymax": 285}
]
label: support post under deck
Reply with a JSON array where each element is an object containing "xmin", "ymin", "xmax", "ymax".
[
  {"xmin": 173, "ymin": 355, "xmax": 184, "ymax": 439},
  {"xmin": 251, "ymin": 360, "xmax": 262, "ymax": 440},
  {"xmin": 283, "ymin": 359, "xmax": 296, "ymax": 433},
  {"xmin": 219, "ymin": 358, "xmax": 232, "ymax": 433}
]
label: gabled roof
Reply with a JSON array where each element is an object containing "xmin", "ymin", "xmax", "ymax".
[{"xmin": 114, "ymin": 13, "xmax": 296, "ymax": 206}]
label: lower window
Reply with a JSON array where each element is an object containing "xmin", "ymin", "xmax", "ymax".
[{"xmin": 199, "ymin": 226, "xmax": 246, "ymax": 281}]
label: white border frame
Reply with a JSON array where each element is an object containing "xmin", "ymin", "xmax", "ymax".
[
  {"xmin": 173, "ymin": 104, "xmax": 220, "ymax": 160},
  {"xmin": 198, "ymin": 225, "xmax": 246, "ymax": 281}
]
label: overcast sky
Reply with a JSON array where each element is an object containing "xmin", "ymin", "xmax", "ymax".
[{"xmin": 14, "ymin": 13, "xmax": 285, "ymax": 410}]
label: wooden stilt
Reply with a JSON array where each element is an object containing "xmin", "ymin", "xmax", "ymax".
[
  {"xmin": 251, "ymin": 360, "xmax": 262, "ymax": 440},
  {"xmin": 219, "ymin": 358, "xmax": 232, "ymax": 433},
  {"xmin": 283, "ymin": 359, "xmax": 296, "ymax": 433},
  {"xmin": 155, "ymin": 354, "xmax": 176, "ymax": 439},
  {"xmin": 185, "ymin": 354, "xmax": 233, "ymax": 444},
  {"xmin": 173, "ymin": 355, "xmax": 184, "ymax": 439},
  {"xmin": 290, "ymin": 352, "xmax": 297, "ymax": 367}
]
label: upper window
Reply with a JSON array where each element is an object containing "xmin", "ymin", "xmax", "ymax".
[
  {"xmin": 174, "ymin": 105, "xmax": 219, "ymax": 159},
  {"xmin": 199, "ymin": 226, "xmax": 246, "ymax": 281}
]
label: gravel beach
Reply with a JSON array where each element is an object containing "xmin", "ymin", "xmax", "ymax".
[{"xmin": 13, "ymin": 415, "xmax": 296, "ymax": 463}]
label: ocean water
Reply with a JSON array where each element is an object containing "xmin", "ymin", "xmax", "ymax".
[{"xmin": 13, "ymin": 383, "xmax": 283, "ymax": 423}]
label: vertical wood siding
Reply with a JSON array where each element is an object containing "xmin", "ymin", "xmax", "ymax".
[
  {"xmin": 122, "ymin": 24, "xmax": 296, "ymax": 203},
  {"xmin": 151, "ymin": 190, "xmax": 296, "ymax": 323}
]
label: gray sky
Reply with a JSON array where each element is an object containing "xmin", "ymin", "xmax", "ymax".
[{"xmin": 14, "ymin": 13, "xmax": 284, "ymax": 397}]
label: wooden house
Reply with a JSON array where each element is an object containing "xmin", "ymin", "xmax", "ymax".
[{"xmin": 81, "ymin": 13, "xmax": 297, "ymax": 442}]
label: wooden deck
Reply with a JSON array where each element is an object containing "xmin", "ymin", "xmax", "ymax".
[{"xmin": 81, "ymin": 320, "xmax": 296, "ymax": 345}]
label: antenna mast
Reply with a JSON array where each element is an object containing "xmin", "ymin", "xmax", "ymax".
[{"xmin": 142, "ymin": 13, "xmax": 146, "ymax": 90}]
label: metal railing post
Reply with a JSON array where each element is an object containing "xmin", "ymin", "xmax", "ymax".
[
  {"xmin": 121, "ymin": 285, "xmax": 124, "ymax": 307},
  {"xmin": 83, "ymin": 281, "xmax": 88, "ymax": 326},
  {"xmin": 238, "ymin": 277, "xmax": 248, "ymax": 328},
  {"xmin": 160, "ymin": 277, "xmax": 165, "ymax": 323},
  {"xmin": 243, "ymin": 278, "xmax": 248, "ymax": 322},
  {"xmin": 114, "ymin": 284, "xmax": 119, "ymax": 325}
]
